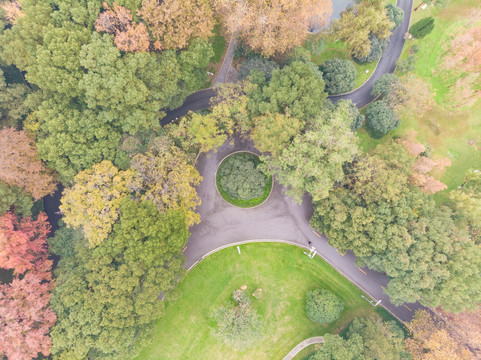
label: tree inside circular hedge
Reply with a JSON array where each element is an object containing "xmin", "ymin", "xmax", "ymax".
[
  {"xmin": 306, "ymin": 288, "xmax": 344, "ymax": 324},
  {"xmin": 216, "ymin": 152, "xmax": 272, "ymax": 208}
]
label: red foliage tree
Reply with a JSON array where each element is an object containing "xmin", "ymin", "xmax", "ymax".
[
  {"xmin": 0, "ymin": 212, "xmax": 56, "ymax": 360},
  {"xmin": 95, "ymin": 2, "xmax": 151, "ymax": 52},
  {"xmin": 0, "ymin": 212, "xmax": 49, "ymax": 274}
]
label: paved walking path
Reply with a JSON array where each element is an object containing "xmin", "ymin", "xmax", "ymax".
[{"xmin": 283, "ymin": 336, "xmax": 324, "ymax": 360}]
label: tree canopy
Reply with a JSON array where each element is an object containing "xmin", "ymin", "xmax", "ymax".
[
  {"xmin": 246, "ymin": 61, "xmax": 328, "ymax": 122},
  {"xmin": 60, "ymin": 160, "xmax": 134, "ymax": 247},
  {"xmin": 311, "ymin": 143, "xmax": 481, "ymax": 310},
  {"xmin": 50, "ymin": 199, "xmax": 189, "ymax": 359},
  {"xmin": 261, "ymin": 104, "xmax": 359, "ymax": 202}
]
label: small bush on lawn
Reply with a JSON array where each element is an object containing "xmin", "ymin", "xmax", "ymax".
[
  {"xmin": 366, "ymin": 100, "xmax": 400, "ymax": 138},
  {"xmin": 320, "ymin": 58, "xmax": 357, "ymax": 95},
  {"xmin": 409, "ymin": 17, "xmax": 435, "ymax": 39},
  {"xmin": 218, "ymin": 153, "xmax": 268, "ymax": 201},
  {"xmin": 212, "ymin": 290, "xmax": 263, "ymax": 349},
  {"xmin": 306, "ymin": 288, "xmax": 344, "ymax": 324}
]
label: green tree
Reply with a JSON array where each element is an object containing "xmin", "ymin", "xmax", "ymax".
[
  {"xmin": 177, "ymin": 38, "xmax": 214, "ymax": 94},
  {"xmin": 449, "ymin": 169, "xmax": 481, "ymax": 242},
  {"xmin": 409, "ymin": 17, "xmax": 435, "ymax": 38},
  {"xmin": 251, "ymin": 112, "xmax": 302, "ymax": 157},
  {"xmin": 307, "ymin": 334, "xmax": 364, "ymax": 360},
  {"xmin": 335, "ymin": 99, "xmax": 365, "ymax": 131},
  {"xmin": 26, "ymin": 23, "xmax": 91, "ymax": 98},
  {"xmin": 306, "ymin": 288, "xmax": 344, "ymax": 324},
  {"xmin": 33, "ymin": 99, "xmax": 123, "ymax": 183},
  {"xmin": 59, "ymin": 160, "xmax": 134, "ymax": 247},
  {"xmin": 50, "ymin": 199, "xmax": 189, "ymax": 360},
  {"xmin": 261, "ymin": 106, "xmax": 359, "ymax": 202},
  {"xmin": 371, "ymin": 73, "xmax": 407, "ymax": 110},
  {"xmin": 211, "ymin": 290, "xmax": 263, "ymax": 349},
  {"xmin": 386, "ymin": 4, "xmax": 404, "ymax": 30},
  {"xmin": 311, "ymin": 149, "xmax": 480, "ymax": 310},
  {"xmin": 239, "ymin": 55, "xmax": 279, "ymax": 81},
  {"xmin": 347, "ymin": 316, "xmax": 409, "ymax": 359},
  {"xmin": 246, "ymin": 61, "xmax": 327, "ymax": 122},
  {"xmin": 0, "ymin": 68, "xmax": 30, "ymax": 129},
  {"xmin": 0, "ymin": 182, "xmax": 33, "ymax": 216},
  {"xmin": 366, "ymin": 100, "xmax": 399, "ymax": 137},
  {"xmin": 320, "ymin": 58, "xmax": 357, "ymax": 95},
  {"xmin": 0, "ymin": 0, "xmax": 52, "ymax": 70}
]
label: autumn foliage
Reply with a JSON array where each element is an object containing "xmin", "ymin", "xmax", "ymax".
[
  {"xmin": 0, "ymin": 212, "xmax": 56, "ymax": 360},
  {"xmin": 0, "ymin": 128, "xmax": 56, "ymax": 201},
  {"xmin": 138, "ymin": 0, "xmax": 214, "ymax": 50},
  {"xmin": 0, "ymin": 0, "xmax": 25, "ymax": 25},
  {"xmin": 214, "ymin": 0, "xmax": 332, "ymax": 56},
  {"xmin": 95, "ymin": 2, "xmax": 150, "ymax": 52},
  {"xmin": 406, "ymin": 310, "xmax": 473, "ymax": 360}
]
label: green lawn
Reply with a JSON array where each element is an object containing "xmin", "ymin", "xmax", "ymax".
[
  {"xmin": 307, "ymin": 35, "xmax": 378, "ymax": 89},
  {"xmin": 135, "ymin": 243, "xmax": 388, "ymax": 360},
  {"xmin": 358, "ymin": 0, "xmax": 481, "ymax": 202}
]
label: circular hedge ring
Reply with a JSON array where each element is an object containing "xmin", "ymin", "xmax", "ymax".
[{"xmin": 216, "ymin": 151, "xmax": 273, "ymax": 208}]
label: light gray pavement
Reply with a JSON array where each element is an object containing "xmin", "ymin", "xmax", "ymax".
[
  {"xmin": 185, "ymin": 135, "xmax": 427, "ymax": 323},
  {"xmin": 283, "ymin": 336, "xmax": 324, "ymax": 360}
]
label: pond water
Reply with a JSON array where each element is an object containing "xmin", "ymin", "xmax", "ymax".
[{"xmin": 309, "ymin": 0, "xmax": 354, "ymax": 33}]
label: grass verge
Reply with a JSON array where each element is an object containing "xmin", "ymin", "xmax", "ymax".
[
  {"xmin": 358, "ymin": 0, "xmax": 481, "ymax": 203},
  {"xmin": 135, "ymin": 243, "xmax": 386, "ymax": 360}
]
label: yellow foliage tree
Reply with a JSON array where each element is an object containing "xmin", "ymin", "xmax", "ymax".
[
  {"xmin": 333, "ymin": 1, "xmax": 393, "ymax": 58},
  {"xmin": 130, "ymin": 138, "xmax": 202, "ymax": 227},
  {"xmin": 251, "ymin": 112, "xmax": 302, "ymax": 157},
  {"xmin": 406, "ymin": 310, "xmax": 473, "ymax": 360},
  {"xmin": 60, "ymin": 161, "xmax": 134, "ymax": 247}
]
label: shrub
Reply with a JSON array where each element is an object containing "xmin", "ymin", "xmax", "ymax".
[
  {"xmin": 306, "ymin": 288, "xmax": 344, "ymax": 324},
  {"xmin": 320, "ymin": 58, "xmax": 357, "ymax": 95},
  {"xmin": 354, "ymin": 36, "xmax": 389, "ymax": 63},
  {"xmin": 386, "ymin": 4, "xmax": 404, "ymax": 30},
  {"xmin": 396, "ymin": 54, "xmax": 417, "ymax": 74},
  {"xmin": 239, "ymin": 55, "xmax": 279, "ymax": 81},
  {"xmin": 409, "ymin": 17, "xmax": 435, "ymax": 38},
  {"xmin": 218, "ymin": 152, "xmax": 269, "ymax": 201},
  {"xmin": 366, "ymin": 100, "xmax": 399, "ymax": 137},
  {"xmin": 212, "ymin": 291, "xmax": 263, "ymax": 349}
]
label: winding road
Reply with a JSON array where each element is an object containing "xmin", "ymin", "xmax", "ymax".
[{"xmin": 43, "ymin": 0, "xmax": 428, "ymax": 326}]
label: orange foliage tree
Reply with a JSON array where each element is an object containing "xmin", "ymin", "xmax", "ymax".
[
  {"xmin": 0, "ymin": 212, "xmax": 56, "ymax": 360},
  {"xmin": 138, "ymin": 0, "xmax": 214, "ymax": 50},
  {"xmin": 214, "ymin": 0, "xmax": 332, "ymax": 57},
  {"xmin": 406, "ymin": 310, "xmax": 473, "ymax": 360},
  {"xmin": 0, "ymin": 128, "xmax": 56, "ymax": 200},
  {"xmin": 95, "ymin": 2, "xmax": 150, "ymax": 52}
]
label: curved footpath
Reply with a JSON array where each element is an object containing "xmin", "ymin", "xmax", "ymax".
[
  {"xmin": 43, "ymin": 0, "xmax": 430, "ymax": 327},
  {"xmin": 283, "ymin": 336, "xmax": 324, "ymax": 360}
]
